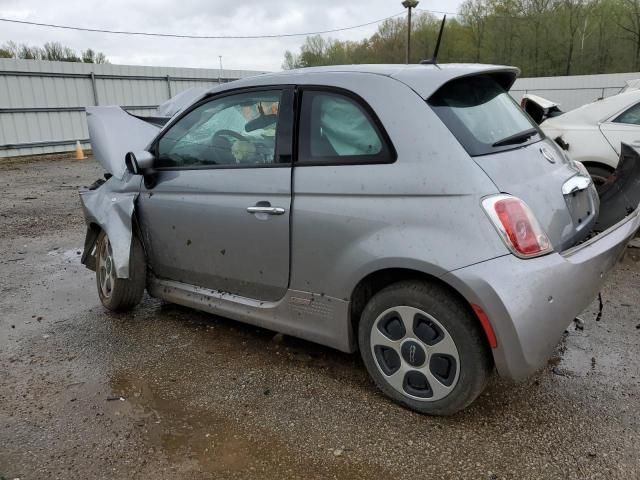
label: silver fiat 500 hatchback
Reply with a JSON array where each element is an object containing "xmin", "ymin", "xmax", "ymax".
[{"xmin": 80, "ymin": 64, "xmax": 640, "ymax": 415}]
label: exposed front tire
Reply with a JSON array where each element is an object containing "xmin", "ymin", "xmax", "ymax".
[
  {"xmin": 358, "ymin": 280, "xmax": 493, "ymax": 416},
  {"xmin": 96, "ymin": 231, "xmax": 146, "ymax": 312}
]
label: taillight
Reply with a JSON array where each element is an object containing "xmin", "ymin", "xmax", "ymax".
[{"xmin": 482, "ymin": 194, "xmax": 553, "ymax": 258}]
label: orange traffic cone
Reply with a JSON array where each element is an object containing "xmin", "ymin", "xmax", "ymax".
[{"xmin": 75, "ymin": 140, "xmax": 86, "ymax": 160}]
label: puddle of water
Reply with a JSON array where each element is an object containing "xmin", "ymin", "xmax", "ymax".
[
  {"xmin": 107, "ymin": 369, "xmax": 376, "ymax": 477},
  {"xmin": 110, "ymin": 371, "xmax": 264, "ymax": 472}
]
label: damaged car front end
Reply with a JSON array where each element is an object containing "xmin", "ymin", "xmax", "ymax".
[
  {"xmin": 78, "ymin": 85, "xmax": 243, "ymax": 281},
  {"xmin": 79, "ymin": 106, "xmax": 160, "ymax": 278}
]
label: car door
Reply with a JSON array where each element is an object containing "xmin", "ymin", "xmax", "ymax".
[
  {"xmin": 599, "ymin": 101, "xmax": 640, "ymax": 155},
  {"xmin": 137, "ymin": 86, "xmax": 294, "ymax": 302},
  {"xmin": 289, "ymin": 86, "xmax": 398, "ymax": 296}
]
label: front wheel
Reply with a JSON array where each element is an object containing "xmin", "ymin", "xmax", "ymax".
[
  {"xmin": 358, "ymin": 280, "xmax": 493, "ymax": 416},
  {"xmin": 96, "ymin": 231, "xmax": 146, "ymax": 312}
]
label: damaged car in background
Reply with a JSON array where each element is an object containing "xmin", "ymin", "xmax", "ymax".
[
  {"xmin": 79, "ymin": 64, "xmax": 640, "ymax": 415},
  {"xmin": 521, "ymin": 86, "xmax": 640, "ymax": 188}
]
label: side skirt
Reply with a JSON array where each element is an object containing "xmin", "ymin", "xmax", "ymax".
[{"xmin": 147, "ymin": 276, "xmax": 355, "ymax": 353}]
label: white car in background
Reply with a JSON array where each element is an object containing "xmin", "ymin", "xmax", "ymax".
[{"xmin": 521, "ymin": 88, "xmax": 640, "ymax": 188}]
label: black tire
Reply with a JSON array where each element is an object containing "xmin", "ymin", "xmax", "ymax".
[
  {"xmin": 585, "ymin": 164, "xmax": 614, "ymax": 193},
  {"xmin": 358, "ymin": 280, "xmax": 493, "ymax": 416},
  {"xmin": 95, "ymin": 231, "xmax": 146, "ymax": 312}
]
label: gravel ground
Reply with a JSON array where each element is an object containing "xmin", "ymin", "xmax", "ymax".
[{"xmin": 1, "ymin": 155, "xmax": 639, "ymax": 480}]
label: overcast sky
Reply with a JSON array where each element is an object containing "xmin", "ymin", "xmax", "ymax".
[{"xmin": 0, "ymin": 0, "xmax": 463, "ymax": 71}]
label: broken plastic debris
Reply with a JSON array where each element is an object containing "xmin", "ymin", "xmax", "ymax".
[
  {"xmin": 106, "ymin": 396, "xmax": 126, "ymax": 401},
  {"xmin": 595, "ymin": 292, "xmax": 604, "ymax": 322}
]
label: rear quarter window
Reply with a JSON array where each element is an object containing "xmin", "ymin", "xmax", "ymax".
[{"xmin": 297, "ymin": 89, "xmax": 396, "ymax": 165}]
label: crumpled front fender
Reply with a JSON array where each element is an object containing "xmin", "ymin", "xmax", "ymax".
[{"xmin": 79, "ymin": 182, "xmax": 138, "ymax": 279}]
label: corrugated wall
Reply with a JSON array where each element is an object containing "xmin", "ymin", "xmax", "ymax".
[
  {"xmin": 511, "ymin": 71, "xmax": 640, "ymax": 110},
  {"xmin": 0, "ymin": 58, "xmax": 264, "ymax": 158}
]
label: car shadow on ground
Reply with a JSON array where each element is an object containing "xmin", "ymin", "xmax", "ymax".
[{"xmin": 103, "ymin": 296, "xmax": 562, "ymax": 422}]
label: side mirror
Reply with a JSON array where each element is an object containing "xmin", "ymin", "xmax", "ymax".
[{"xmin": 125, "ymin": 150, "xmax": 155, "ymax": 175}]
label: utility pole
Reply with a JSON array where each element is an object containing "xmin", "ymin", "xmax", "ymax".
[
  {"xmin": 218, "ymin": 55, "xmax": 223, "ymax": 84},
  {"xmin": 402, "ymin": 0, "xmax": 419, "ymax": 64}
]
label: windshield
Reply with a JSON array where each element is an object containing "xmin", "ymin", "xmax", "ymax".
[{"xmin": 429, "ymin": 75, "xmax": 541, "ymax": 156}]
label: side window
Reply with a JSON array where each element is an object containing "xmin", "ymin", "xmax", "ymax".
[
  {"xmin": 298, "ymin": 90, "xmax": 394, "ymax": 164},
  {"xmin": 156, "ymin": 90, "xmax": 282, "ymax": 168},
  {"xmin": 614, "ymin": 102, "xmax": 640, "ymax": 125}
]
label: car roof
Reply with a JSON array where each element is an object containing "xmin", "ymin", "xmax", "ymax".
[{"xmin": 206, "ymin": 63, "xmax": 520, "ymax": 100}]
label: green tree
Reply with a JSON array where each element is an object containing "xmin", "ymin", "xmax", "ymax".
[
  {"xmin": 461, "ymin": 0, "xmax": 490, "ymax": 62},
  {"xmin": 617, "ymin": 0, "xmax": 640, "ymax": 69},
  {"xmin": 283, "ymin": 0, "xmax": 640, "ymax": 77}
]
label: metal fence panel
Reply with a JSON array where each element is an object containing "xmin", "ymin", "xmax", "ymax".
[{"xmin": 0, "ymin": 58, "xmax": 264, "ymax": 158}]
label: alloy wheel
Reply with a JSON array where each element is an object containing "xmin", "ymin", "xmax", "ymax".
[
  {"xmin": 98, "ymin": 235, "xmax": 115, "ymax": 299},
  {"xmin": 370, "ymin": 306, "xmax": 460, "ymax": 401}
]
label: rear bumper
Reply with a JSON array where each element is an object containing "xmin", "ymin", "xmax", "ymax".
[{"xmin": 443, "ymin": 206, "xmax": 640, "ymax": 380}]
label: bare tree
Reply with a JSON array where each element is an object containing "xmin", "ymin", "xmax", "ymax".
[
  {"xmin": 0, "ymin": 41, "xmax": 108, "ymax": 63},
  {"xmin": 461, "ymin": 0, "xmax": 490, "ymax": 62},
  {"xmin": 618, "ymin": 0, "xmax": 640, "ymax": 69},
  {"xmin": 591, "ymin": 0, "xmax": 617, "ymax": 72},
  {"xmin": 81, "ymin": 48, "xmax": 108, "ymax": 64},
  {"xmin": 520, "ymin": 0, "xmax": 554, "ymax": 75},
  {"xmin": 487, "ymin": 0, "xmax": 520, "ymax": 65},
  {"xmin": 18, "ymin": 44, "xmax": 42, "ymax": 60},
  {"xmin": 282, "ymin": 50, "xmax": 300, "ymax": 69},
  {"xmin": 557, "ymin": 0, "xmax": 590, "ymax": 75}
]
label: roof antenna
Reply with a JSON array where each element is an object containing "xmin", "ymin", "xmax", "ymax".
[{"xmin": 420, "ymin": 15, "xmax": 446, "ymax": 65}]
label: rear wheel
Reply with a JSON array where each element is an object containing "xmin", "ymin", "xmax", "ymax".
[
  {"xmin": 585, "ymin": 164, "xmax": 614, "ymax": 193},
  {"xmin": 96, "ymin": 231, "xmax": 146, "ymax": 312},
  {"xmin": 358, "ymin": 280, "xmax": 493, "ymax": 415}
]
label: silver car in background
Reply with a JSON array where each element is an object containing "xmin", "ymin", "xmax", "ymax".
[{"xmin": 80, "ymin": 64, "xmax": 640, "ymax": 415}]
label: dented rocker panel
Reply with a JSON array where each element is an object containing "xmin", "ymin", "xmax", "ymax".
[{"xmin": 147, "ymin": 277, "xmax": 353, "ymax": 353}]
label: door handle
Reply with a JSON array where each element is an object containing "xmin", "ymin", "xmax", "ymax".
[{"xmin": 247, "ymin": 206, "xmax": 286, "ymax": 215}]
